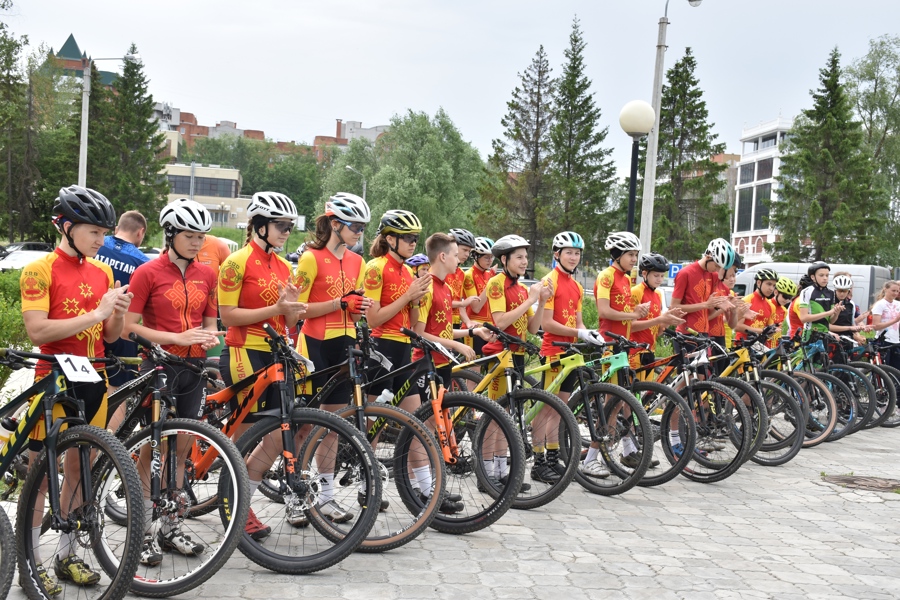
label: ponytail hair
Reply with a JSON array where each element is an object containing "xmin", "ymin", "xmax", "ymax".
[
  {"xmin": 369, "ymin": 233, "xmax": 390, "ymax": 258},
  {"xmin": 307, "ymin": 214, "xmax": 335, "ymax": 250},
  {"xmin": 875, "ymin": 280, "xmax": 900, "ymax": 302}
]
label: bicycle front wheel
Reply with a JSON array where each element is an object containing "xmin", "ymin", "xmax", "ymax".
[
  {"xmin": 751, "ymin": 381, "xmax": 805, "ymax": 467},
  {"xmin": 413, "ymin": 391, "xmax": 525, "ymax": 535},
  {"xmin": 567, "ymin": 383, "xmax": 653, "ymax": 496},
  {"xmin": 17, "ymin": 425, "xmax": 144, "ymax": 600},
  {"xmin": 0, "ymin": 504, "xmax": 14, "ymax": 600},
  {"xmin": 634, "ymin": 381, "xmax": 697, "ymax": 487},
  {"xmin": 110, "ymin": 419, "xmax": 250, "ymax": 597},
  {"xmin": 712, "ymin": 377, "xmax": 769, "ymax": 463},
  {"xmin": 236, "ymin": 408, "xmax": 381, "ymax": 574},
  {"xmin": 827, "ymin": 364, "xmax": 877, "ymax": 433},
  {"xmin": 849, "ymin": 362, "xmax": 897, "ymax": 429},
  {"xmin": 680, "ymin": 381, "xmax": 752, "ymax": 484},
  {"xmin": 789, "ymin": 371, "xmax": 837, "ymax": 447}
]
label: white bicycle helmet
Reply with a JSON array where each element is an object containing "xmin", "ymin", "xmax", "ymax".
[
  {"xmin": 248, "ymin": 192, "xmax": 299, "ymax": 221},
  {"xmin": 706, "ymin": 238, "xmax": 736, "ymax": 269},
  {"xmin": 552, "ymin": 231, "xmax": 585, "ymax": 252},
  {"xmin": 325, "ymin": 192, "xmax": 371, "ymax": 224},
  {"xmin": 491, "ymin": 234, "xmax": 530, "ymax": 258},
  {"xmin": 832, "ymin": 275, "xmax": 853, "ymax": 290},
  {"xmin": 604, "ymin": 231, "xmax": 641, "ymax": 253},
  {"xmin": 160, "ymin": 198, "xmax": 212, "ymax": 233},
  {"xmin": 473, "ymin": 236, "xmax": 494, "ymax": 256}
]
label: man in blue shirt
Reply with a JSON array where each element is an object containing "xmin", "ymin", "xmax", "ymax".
[{"xmin": 94, "ymin": 210, "xmax": 150, "ymax": 396}]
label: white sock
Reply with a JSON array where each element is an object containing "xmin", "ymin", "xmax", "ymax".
[
  {"xmin": 584, "ymin": 446, "xmax": 600, "ymax": 464},
  {"xmin": 248, "ymin": 479, "xmax": 261, "ymax": 498},
  {"xmin": 494, "ymin": 455, "xmax": 509, "ymax": 479},
  {"xmin": 413, "ymin": 466, "xmax": 432, "ymax": 496},
  {"xmin": 319, "ymin": 473, "xmax": 334, "ymax": 504},
  {"xmin": 31, "ymin": 527, "xmax": 41, "ymax": 565},
  {"xmin": 57, "ymin": 532, "xmax": 75, "ymax": 561},
  {"xmin": 482, "ymin": 458, "xmax": 495, "ymax": 478},
  {"xmin": 622, "ymin": 436, "xmax": 637, "ymax": 455},
  {"xmin": 143, "ymin": 498, "xmax": 154, "ymax": 534},
  {"xmin": 668, "ymin": 431, "xmax": 682, "ymax": 446}
]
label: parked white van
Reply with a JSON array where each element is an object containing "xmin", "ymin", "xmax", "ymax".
[{"xmin": 734, "ymin": 263, "xmax": 892, "ymax": 312}]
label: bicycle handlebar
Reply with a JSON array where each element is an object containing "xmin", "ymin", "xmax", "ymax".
[{"xmin": 482, "ymin": 322, "xmax": 540, "ymax": 354}]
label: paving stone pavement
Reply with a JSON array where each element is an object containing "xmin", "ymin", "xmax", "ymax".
[{"xmin": 4, "ymin": 425, "xmax": 900, "ymax": 600}]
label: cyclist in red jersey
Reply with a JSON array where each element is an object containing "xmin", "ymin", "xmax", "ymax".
[
  {"xmin": 21, "ymin": 185, "xmax": 130, "ymax": 590},
  {"xmin": 219, "ymin": 192, "xmax": 307, "ymax": 539},
  {"xmin": 464, "ymin": 236, "xmax": 496, "ymax": 356},
  {"xmin": 447, "ymin": 228, "xmax": 478, "ymax": 336},
  {"xmin": 629, "ymin": 253, "xmax": 686, "ymax": 368},
  {"xmin": 481, "ymin": 234, "xmax": 551, "ymax": 491},
  {"xmin": 124, "ymin": 199, "xmax": 221, "ymax": 564},
  {"xmin": 537, "ymin": 232, "xmax": 601, "ymax": 483},
  {"xmin": 293, "ymin": 192, "xmax": 373, "ymax": 525},
  {"xmin": 735, "ymin": 268, "xmax": 779, "ymax": 345},
  {"xmin": 595, "ymin": 231, "xmax": 649, "ymax": 339}
]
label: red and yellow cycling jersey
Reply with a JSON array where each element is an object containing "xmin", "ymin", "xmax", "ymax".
[
  {"xmin": 363, "ymin": 253, "xmax": 414, "ymax": 342},
  {"xmin": 412, "ymin": 274, "xmax": 454, "ymax": 366},
  {"xmin": 787, "ymin": 297, "xmax": 803, "ymax": 339},
  {"xmin": 540, "ymin": 266, "xmax": 583, "ymax": 357},
  {"xmin": 630, "ymin": 282, "xmax": 664, "ymax": 353},
  {"xmin": 446, "ymin": 266, "xmax": 466, "ymax": 325},
  {"xmin": 295, "ymin": 246, "xmax": 365, "ymax": 341},
  {"xmin": 595, "ymin": 265, "xmax": 635, "ymax": 339},
  {"xmin": 129, "ymin": 253, "xmax": 218, "ymax": 357},
  {"xmin": 672, "ymin": 261, "xmax": 718, "ymax": 334},
  {"xmin": 20, "ymin": 249, "xmax": 114, "ymax": 376},
  {"xmin": 735, "ymin": 291, "xmax": 777, "ymax": 344},
  {"xmin": 464, "ymin": 265, "xmax": 493, "ymax": 323},
  {"xmin": 708, "ymin": 280, "xmax": 731, "ymax": 337},
  {"xmin": 218, "ymin": 240, "xmax": 294, "ymax": 351},
  {"xmin": 483, "ymin": 272, "xmax": 533, "ymax": 355}
]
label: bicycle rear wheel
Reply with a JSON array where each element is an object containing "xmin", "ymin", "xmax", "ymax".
[
  {"xmin": 712, "ymin": 377, "xmax": 769, "ymax": 463},
  {"xmin": 490, "ymin": 388, "xmax": 579, "ymax": 509},
  {"xmin": 413, "ymin": 391, "xmax": 525, "ymax": 535},
  {"xmin": 849, "ymin": 362, "xmax": 897, "ymax": 429},
  {"xmin": 816, "ymin": 372, "xmax": 857, "ymax": 442},
  {"xmin": 18, "ymin": 425, "xmax": 143, "ymax": 600},
  {"xmin": 634, "ymin": 381, "xmax": 696, "ymax": 487},
  {"xmin": 235, "ymin": 409, "xmax": 381, "ymax": 574},
  {"xmin": 331, "ymin": 403, "xmax": 445, "ymax": 553},
  {"xmin": 789, "ymin": 371, "xmax": 837, "ymax": 447},
  {"xmin": 680, "ymin": 381, "xmax": 752, "ymax": 484},
  {"xmin": 567, "ymin": 383, "xmax": 653, "ymax": 496},
  {"xmin": 876, "ymin": 364, "xmax": 900, "ymax": 428},
  {"xmin": 0, "ymin": 504, "xmax": 14, "ymax": 600},
  {"xmin": 751, "ymin": 381, "xmax": 805, "ymax": 467},
  {"xmin": 827, "ymin": 364, "xmax": 877, "ymax": 433}
]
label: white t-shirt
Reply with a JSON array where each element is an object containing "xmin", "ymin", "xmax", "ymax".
[{"xmin": 871, "ymin": 298, "xmax": 900, "ymax": 343}]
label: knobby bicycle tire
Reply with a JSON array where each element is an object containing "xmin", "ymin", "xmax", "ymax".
[
  {"xmin": 827, "ymin": 364, "xmax": 877, "ymax": 434},
  {"xmin": 18, "ymin": 426, "xmax": 143, "ymax": 600},
  {"xmin": 633, "ymin": 380, "xmax": 697, "ymax": 487},
  {"xmin": 679, "ymin": 381, "xmax": 752, "ymax": 484},
  {"xmin": 488, "ymin": 388, "xmax": 580, "ymax": 510},
  {"xmin": 814, "ymin": 372, "xmax": 857, "ymax": 442},
  {"xmin": 567, "ymin": 382, "xmax": 653, "ymax": 496},
  {"xmin": 875, "ymin": 364, "xmax": 900, "ymax": 428},
  {"xmin": 712, "ymin": 377, "xmax": 769, "ymax": 463},
  {"xmin": 0, "ymin": 505, "xmax": 13, "ymax": 600},
  {"xmin": 413, "ymin": 391, "xmax": 525, "ymax": 535},
  {"xmin": 235, "ymin": 409, "xmax": 381, "ymax": 574},
  {"xmin": 848, "ymin": 362, "xmax": 897, "ymax": 429},
  {"xmin": 117, "ymin": 419, "xmax": 250, "ymax": 597},
  {"xmin": 787, "ymin": 371, "xmax": 837, "ymax": 447},
  {"xmin": 330, "ymin": 403, "xmax": 445, "ymax": 553},
  {"xmin": 750, "ymin": 381, "xmax": 805, "ymax": 467}
]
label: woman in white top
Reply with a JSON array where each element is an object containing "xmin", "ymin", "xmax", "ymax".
[{"xmin": 870, "ymin": 280, "xmax": 900, "ymax": 370}]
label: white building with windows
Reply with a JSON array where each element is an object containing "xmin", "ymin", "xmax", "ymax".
[
  {"xmin": 731, "ymin": 117, "xmax": 793, "ymax": 266},
  {"xmin": 161, "ymin": 163, "xmax": 248, "ymax": 228}
]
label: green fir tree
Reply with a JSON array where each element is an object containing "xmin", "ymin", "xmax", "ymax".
[{"xmin": 771, "ymin": 48, "xmax": 888, "ymax": 263}]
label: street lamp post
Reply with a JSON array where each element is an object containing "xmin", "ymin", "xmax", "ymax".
[
  {"xmin": 78, "ymin": 53, "xmax": 141, "ymax": 187},
  {"xmin": 619, "ymin": 101, "xmax": 656, "ymax": 233},
  {"xmin": 345, "ymin": 165, "xmax": 366, "ymax": 201},
  {"xmin": 638, "ymin": 0, "xmax": 702, "ymax": 251}
]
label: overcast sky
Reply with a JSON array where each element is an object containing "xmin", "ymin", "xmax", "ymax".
[{"xmin": 6, "ymin": 1, "xmax": 899, "ymax": 176}]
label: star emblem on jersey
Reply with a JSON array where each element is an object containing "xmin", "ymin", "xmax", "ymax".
[
  {"xmin": 79, "ymin": 282, "xmax": 93, "ymax": 299},
  {"xmin": 63, "ymin": 297, "xmax": 79, "ymax": 315},
  {"xmin": 325, "ymin": 275, "xmax": 334, "ymax": 284},
  {"xmin": 434, "ymin": 310, "xmax": 447, "ymax": 324}
]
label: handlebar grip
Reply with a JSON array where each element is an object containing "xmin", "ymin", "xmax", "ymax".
[
  {"xmin": 400, "ymin": 327, "xmax": 418, "ymax": 339},
  {"xmin": 262, "ymin": 323, "xmax": 277, "ymax": 337},
  {"xmin": 129, "ymin": 332, "xmax": 155, "ymax": 350},
  {"xmin": 552, "ymin": 341, "xmax": 572, "ymax": 347},
  {"xmin": 483, "ymin": 322, "xmax": 502, "ymax": 335}
]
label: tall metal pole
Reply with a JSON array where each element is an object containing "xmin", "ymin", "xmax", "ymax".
[
  {"xmin": 626, "ymin": 137, "xmax": 641, "ymax": 232},
  {"xmin": 362, "ymin": 178, "xmax": 367, "ymax": 202},
  {"xmin": 638, "ymin": 16, "xmax": 668, "ymax": 254},
  {"xmin": 77, "ymin": 58, "xmax": 91, "ymax": 187}
]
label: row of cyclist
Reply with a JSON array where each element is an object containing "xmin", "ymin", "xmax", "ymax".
[{"xmin": 2, "ymin": 184, "xmax": 900, "ymax": 600}]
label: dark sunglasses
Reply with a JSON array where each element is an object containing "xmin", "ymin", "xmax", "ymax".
[
  {"xmin": 398, "ymin": 234, "xmax": 419, "ymax": 245},
  {"xmin": 336, "ymin": 219, "xmax": 366, "ymax": 234},
  {"xmin": 271, "ymin": 221, "xmax": 294, "ymax": 234}
]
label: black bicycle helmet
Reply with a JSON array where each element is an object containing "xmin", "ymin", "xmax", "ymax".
[
  {"xmin": 755, "ymin": 268, "xmax": 779, "ymax": 281},
  {"xmin": 639, "ymin": 252, "xmax": 670, "ymax": 274},
  {"xmin": 449, "ymin": 228, "xmax": 476, "ymax": 249},
  {"xmin": 807, "ymin": 261, "xmax": 830, "ymax": 277},
  {"xmin": 54, "ymin": 185, "xmax": 116, "ymax": 229}
]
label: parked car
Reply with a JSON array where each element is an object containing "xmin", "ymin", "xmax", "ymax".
[
  {"xmin": 0, "ymin": 241, "xmax": 53, "ymax": 259},
  {"xmin": 0, "ymin": 250, "xmax": 51, "ymax": 271}
]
